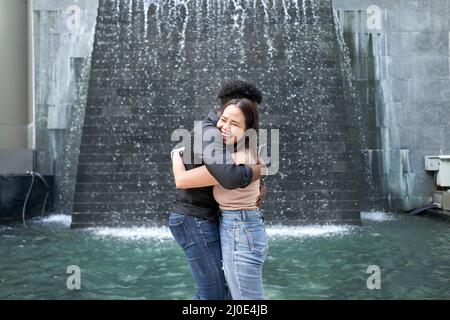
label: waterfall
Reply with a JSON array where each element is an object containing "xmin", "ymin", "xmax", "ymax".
[{"xmin": 73, "ymin": 0, "xmax": 364, "ymax": 227}]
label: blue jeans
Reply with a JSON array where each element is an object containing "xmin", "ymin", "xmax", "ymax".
[
  {"xmin": 169, "ymin": 212, "xmax": 231, "ymax": 300},
  {"xmin": 220, "ymin": 209, "xmax": 268, "ymax": 300}
]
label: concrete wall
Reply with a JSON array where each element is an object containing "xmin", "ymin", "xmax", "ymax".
[
  {"xmin": 333, "ymin": 0, "xmax": 450, "ymax": 211},
  {"xmin": 33, "ymin": 0, "xmax": 99, "ymax": 213},
  {"xmin": 0, "ymin": 0, "xmax": 29, "ymax": 149}
]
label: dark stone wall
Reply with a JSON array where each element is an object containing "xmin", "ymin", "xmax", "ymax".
[{"xmin": 72, "ymin": 0, "xmax": 365, "ymax": 227}]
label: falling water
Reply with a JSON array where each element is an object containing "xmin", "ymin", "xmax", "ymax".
[
  {"xmin": 333, "ymin": 9, "xmax": 384, "ymax": 211},
  {"xmin": 73, "ymin": 0, "xmax": 365, "ymax": 227}
]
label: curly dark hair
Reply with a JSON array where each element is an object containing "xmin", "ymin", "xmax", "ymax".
[{"xmin": 217, "ymin": 79, "xmax": 263, "ymax": 105}]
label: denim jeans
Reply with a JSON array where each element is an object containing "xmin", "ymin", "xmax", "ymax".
[
  {"xmin": 169, "ymin": 212, "xmax": 231, "ymax": 300},
  {"xmin": 220, "ymin": 209, "xmax": 268, "ymax": 300}
]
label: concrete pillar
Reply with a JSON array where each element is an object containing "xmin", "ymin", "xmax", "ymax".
[
  {"xmin": 28, "ymin": 0, "xmax": 35, "ymax": 149},
  {"xmin": 0, "ymin": 0, "xmax": 29, "ymax": 149}
]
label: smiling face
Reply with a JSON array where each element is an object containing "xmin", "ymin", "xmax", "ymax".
[{"xmin": 217, "ymin": 104, "xmax": 246, "ymax": 145}]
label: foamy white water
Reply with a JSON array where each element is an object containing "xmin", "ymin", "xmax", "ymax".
[
  {"xmin": 90, "ymin": 226, "xmax": 173, "ymax": 241},
  {"xmin": 33, "ymin": 213, "xmax": 392, "ymax": 239},
  {"xmin": 88, "ymin": 224, "xmax": 355, "ymax": 241},
  {"xmin": 37, "ymin": 214, "xmax": 72, "ymax": 227},
  {"xmin": 360, "ymin": 211, "xmax": 397, "ymax": 222},
  {"xmin": 266, "ymin": 225, "xmax": 355, "ymax": 238}
]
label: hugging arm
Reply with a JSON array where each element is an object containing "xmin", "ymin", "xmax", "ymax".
[
  {"xmin": 171, "ymin": 111, "xmax": 265, "ymax": 190},
  {"xmin": 172, "ymin": 151, "xmax": 219, "ymax": 189}
]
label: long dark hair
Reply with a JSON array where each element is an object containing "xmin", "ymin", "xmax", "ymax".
[{"xmin": 218, "ymin": 98, "xmax": 259, "ymax": 155}]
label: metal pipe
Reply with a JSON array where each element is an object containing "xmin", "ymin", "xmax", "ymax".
[
  {"xmin": 22, "ymin": 172, "xmax": 35, "ymax": 228},
  {"xmin": 22, "ymin": 171, "xmax": 50, "ymax": 227}
]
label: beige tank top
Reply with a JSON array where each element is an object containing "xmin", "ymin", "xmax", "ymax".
[{"xmin": 213, "ymin": 148, "xmax": 260, "ymax": 211}]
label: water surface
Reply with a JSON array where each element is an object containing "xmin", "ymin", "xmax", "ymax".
[{"xmin": 1, "ymin": 212, "xmax": 449, "ymax": 299}]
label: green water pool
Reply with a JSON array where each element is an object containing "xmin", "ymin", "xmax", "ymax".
[{"xmin": 0, "ymin": 212, "xmax": 449, "ymax": 299}]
